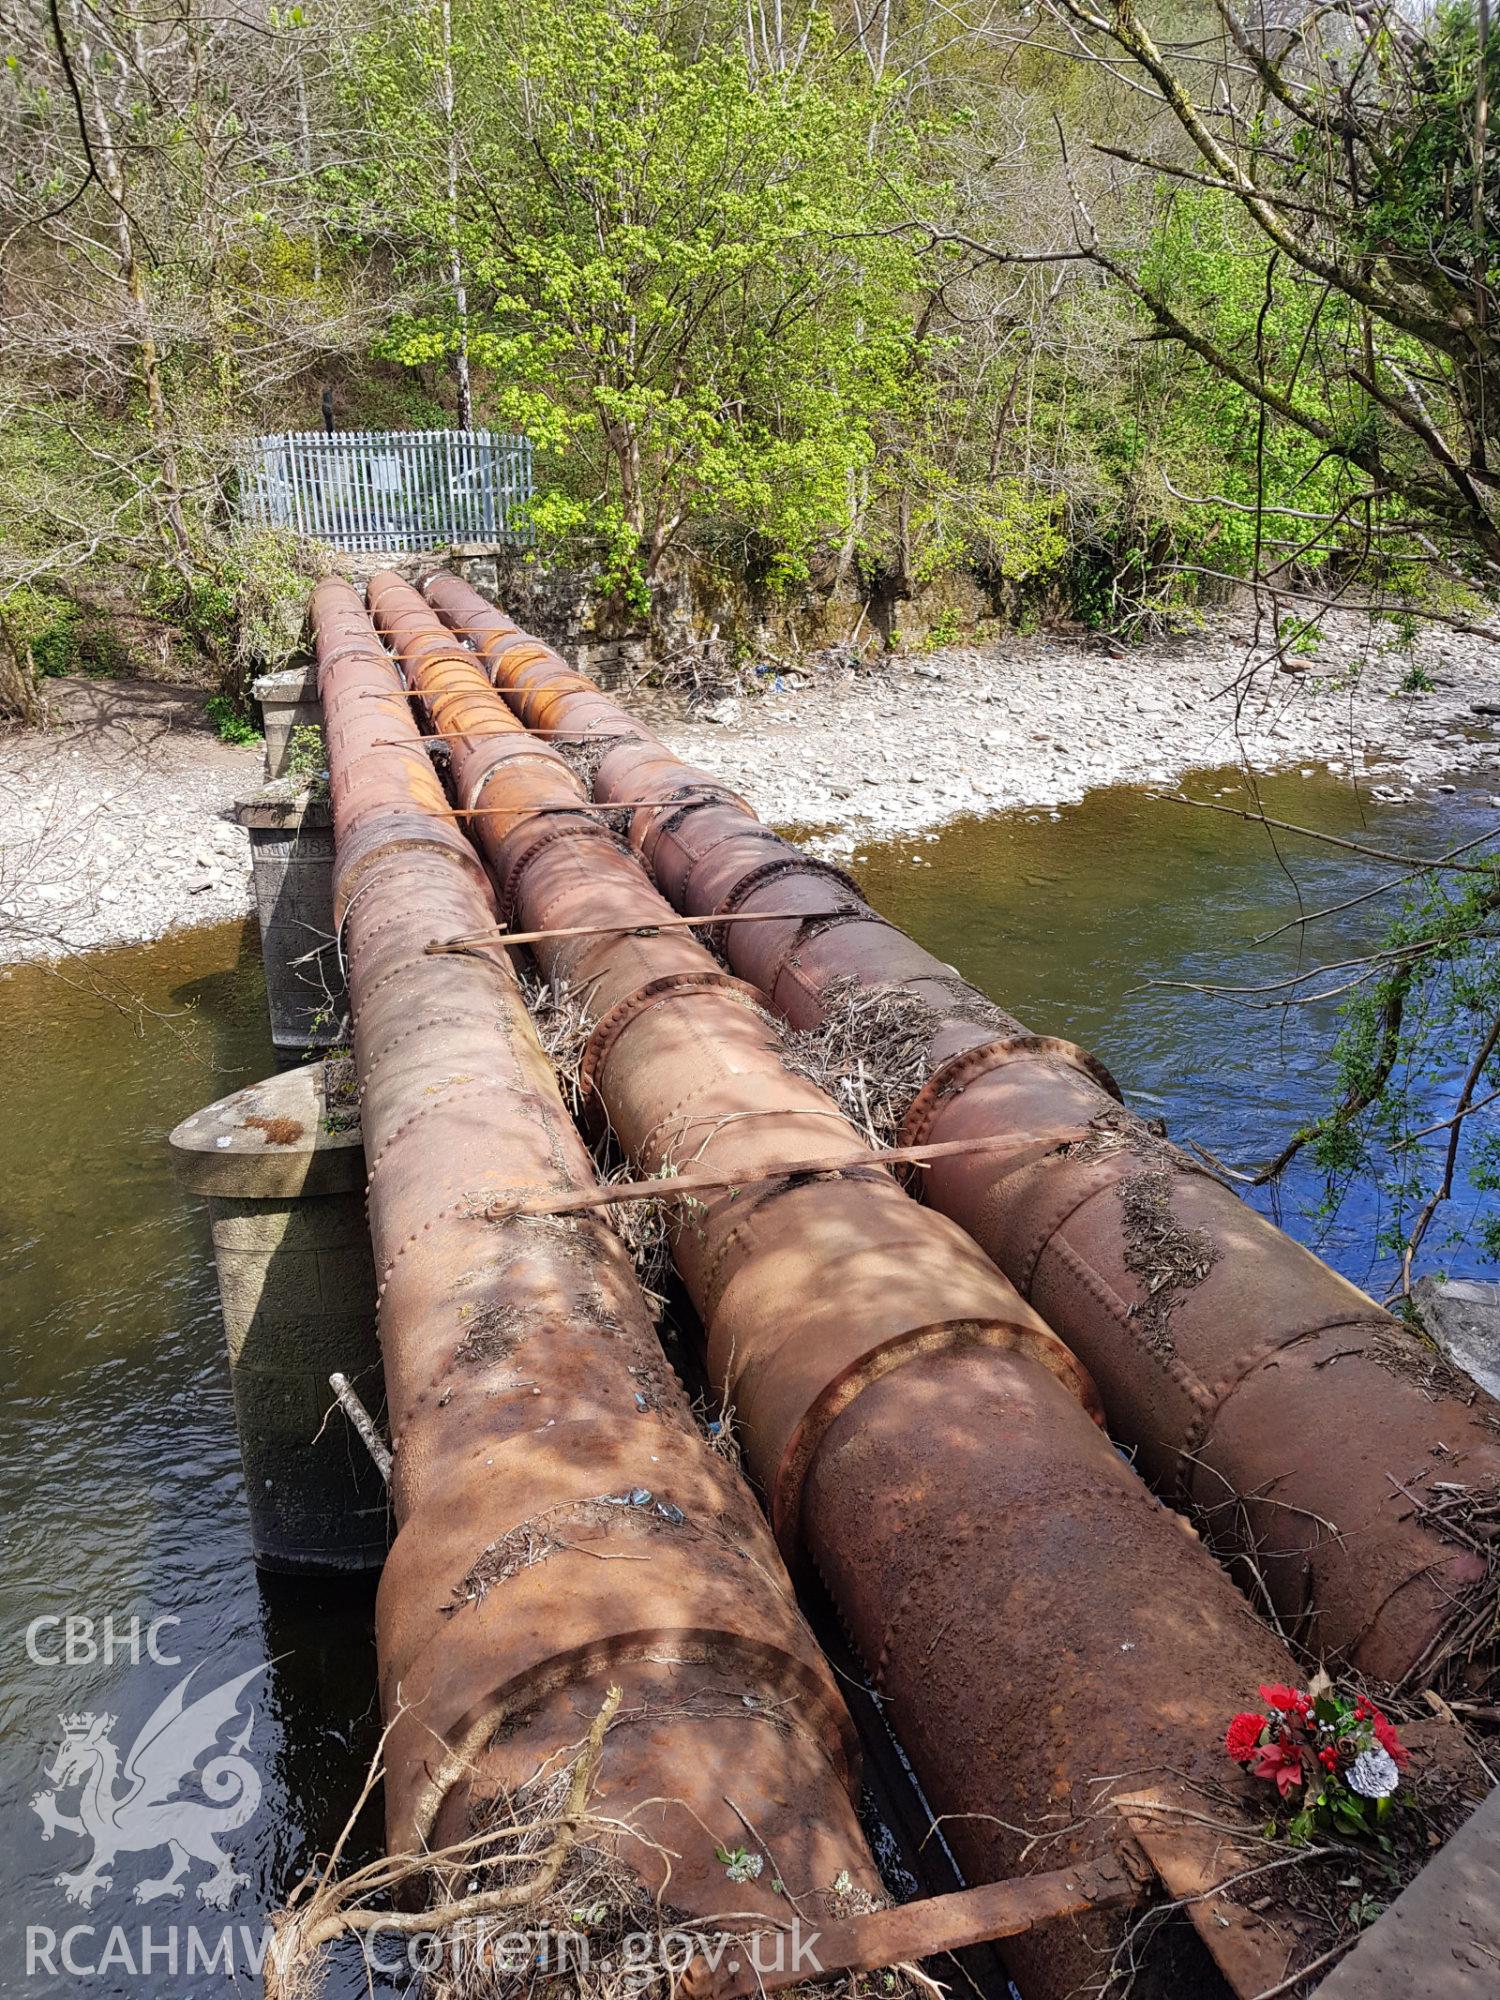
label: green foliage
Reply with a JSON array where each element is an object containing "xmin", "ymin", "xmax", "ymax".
[
  {"xmin": 0, "ymin": 585, "xmax": 136, "ymax": 679},
  {"xmin": 285, "ymin": 723, "xmax": 329, "ymax": 793},
  {"xmin": 361, "ymin": 0, "xmax": 926, "ymax": 586},
  {"xmin": 141, "ymin": 530, "xmax": 319, "ymax": 695},
  {"xmin": 1383, "ymin": 609, "xmax": 1425, "ymax": 651},
  {"xmin": 147, "ymin": 565, "xmax": 236, "ymax": 660},
  {"xmin": 1347, "ymin": 1891, "xmax": 1387, "ymax": 1932},
  {"xmin": 907, "ymin": 479, "xmax": 1069, "ymax": 593},
  {"xmin": 1364, "ymin": 2, "xmax": 1500, "ymax": 288},
  {"xmin": 923, "ymin": 608, "xmax": 962, "ymax": 649},
  {"xmin": 1, "ymin": 329, "xmax": 321, "ymax": 691},
  {"xmin": 1470, "ymin": 1133, "xmax": 1500, "ymax": 1261},
  {"xmin": 218, "ymin": 530, "xmax": 321, "ymax": 685},
  {"xmin": 205, "ymin": 693, "xmax": 263, "ymax": 744},
  {"xmin": 1304, "ymin": 863, "xmax": 1500, "ymax": 1268},
  {"xmin": 6, "ymin": 0, "xmax": 1497, "ymax": 664},
  {"xmin": 1078, "ymin": 0, "xmax": 1500, "ymax": 588},
  {"xmin": 1070, "ymin": 193, "xmax": 1368, "ymax": 622},
  {"xmin": 1278, "ymin": 617, "xmax": 1323, "ymax": 658}
]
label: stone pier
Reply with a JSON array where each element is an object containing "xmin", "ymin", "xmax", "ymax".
[
  {"xmin": 254, "ymin": 664, "xmax": 322, "ymax": 782},
  {"xmin": 169, "ymin": 1061, "xmax": 387, "ymax": 1574},
  {"xmin": 233, "ymin": 781, "xmax": 345, "ymax": 1053}
]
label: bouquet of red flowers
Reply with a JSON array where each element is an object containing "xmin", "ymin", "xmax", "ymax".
[{"xmin": 1226, "ymin": 1682, "xmax": 1409, "ymax": 1841}]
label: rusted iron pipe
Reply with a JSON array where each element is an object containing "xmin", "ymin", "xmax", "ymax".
[
  {"xmin": 379, "ymin": 572, "xmax": 1300, "ymax": 2000},
  {"xmin": 313, "ymin": 578, "xmax": 882, "ymax": 1926},
  {"xmin": 422, "ymin": 572, "xmax": 1500, "ymax": 1695}
]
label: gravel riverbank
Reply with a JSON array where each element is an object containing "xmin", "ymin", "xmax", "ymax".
[
  {"xmin": 2, "ymin": 609, "xmax": 1497, "ymax": 962},
  {"xmin": 0, "ymin": 680, "xmax": 260, "ymax": 964},
  {"xmin": 649, "ymin": 608, "xmax": 1500, "ymax": 860}
]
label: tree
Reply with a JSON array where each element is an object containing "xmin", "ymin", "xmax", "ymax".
[
  {"xmin": 365, "ymin": 0, "xmax": 927, "ymax": 598},
  {"xmin": 0, "ymin": 0, "xmax": 372, "ymax": 698},
  {"xmin": 1042, "ymin": 0, "xmax": 1500, "ymax": 588},
  {"xmin": 340, "ymin": 0, "xmax": 475, "ymax": 426},
  {"xmin": 944, "ymin": 0, "xmax": 1500, "ymax": 1285}
]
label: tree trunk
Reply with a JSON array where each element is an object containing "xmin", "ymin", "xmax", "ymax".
[
  {"xmin": 78, "ymin": 25, "xmax": 194, "ymax": 565},
  {"xmin": 440, "ymin": 0, "xmax": 472, "ymax": 430},
  {"xmin": 0, "ymin": 607, "xmax": 47, "ymax": 728}
]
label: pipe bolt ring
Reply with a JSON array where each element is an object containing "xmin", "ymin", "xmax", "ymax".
[
  {"xmin": 496, "ymin": 822, "xmax": 641, "ymax": 928},
  {"xmin": 575, "ymin": 972, "xmax": 775, "ymax": 1118},
  {"xmin": 898, "ymin": 1036, "xmax": 1126, "ymax": 1152}
]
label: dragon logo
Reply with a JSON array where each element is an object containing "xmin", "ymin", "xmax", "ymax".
[{"xmin": 30, "ymin": 1664, "xmax": 264, "ymax": 1909}]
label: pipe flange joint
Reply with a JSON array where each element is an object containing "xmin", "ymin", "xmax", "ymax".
[
  {"xmin": 577, "ymin": 972, "xmax": 772, "ymax": 1129},
  {"xmin": 767, "ymin": 1315, "xmax": 1104, "ymax": 1561},
  {"xmin": 497, "ymin": 820, "xmax": 639, "ymax": 928},
  {"xmin": 707, "ymin": 854, "xmax": 869, "ymax": 954},
  {"xmin": 899, "ymin": 1033, "xmax": 1125, "ymax": 1149},
  {"xmin": 461, "ymin": 746, "xmax": 582, "ymax": 815}
]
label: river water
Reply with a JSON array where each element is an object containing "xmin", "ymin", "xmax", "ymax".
[
  {"xmin": 0, "ymin": 924, "xmax": 382, "ymax": 1998},
  {"xmin": 846, "ymin": 760, "xmax": 1500, "ymax": 1292},
  {"xmin": 1, "ymin": 761, "xmax": 1495, "ymax": 1995}
]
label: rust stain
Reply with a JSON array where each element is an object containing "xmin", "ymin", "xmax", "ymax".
[
  {"xmin": 420, "ymin": 565, "xmax": 1500, "ymax": 1700},
  {"xmin": 240, "ymin": 1113, "xmax": 305, "ymax": 1146},
  {"xmin": 400, "ymin": 568, "xmax": 1309, "ymax": 2000}
]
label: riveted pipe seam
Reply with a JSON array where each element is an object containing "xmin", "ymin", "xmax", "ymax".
[
  {"xmin": 395, "ymin": 570, "xmax": 1311, "ymax": 2000},
  {"xmin": 422, "ymin": 570, "xmax": 1500, "ymax": 1693},
  {"xmin": 313, "ymin": 579, "xmax": 882, "ymax": 1923}
]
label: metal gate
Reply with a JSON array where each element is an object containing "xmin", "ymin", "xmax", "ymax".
[{"xmin": 237, "ymin": 430, "xmax": 533, "ymax": 551}]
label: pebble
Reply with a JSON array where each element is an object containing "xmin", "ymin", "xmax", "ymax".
[
  {"xmin": 655, "ymin": 605, "xmax": 1500, "ymax": 853},
  {"xmin": 0, "ymin": 691, "xmax": 258, "ymax": 964},
  {"xmin": 8, "ymin": 604, "xmax": 1497, "ymax": 962}
]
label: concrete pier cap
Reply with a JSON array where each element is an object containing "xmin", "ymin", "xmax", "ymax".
[{"xmin": 169, "ymin": 1060, "xmax": 388, "ymax": 1575}]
